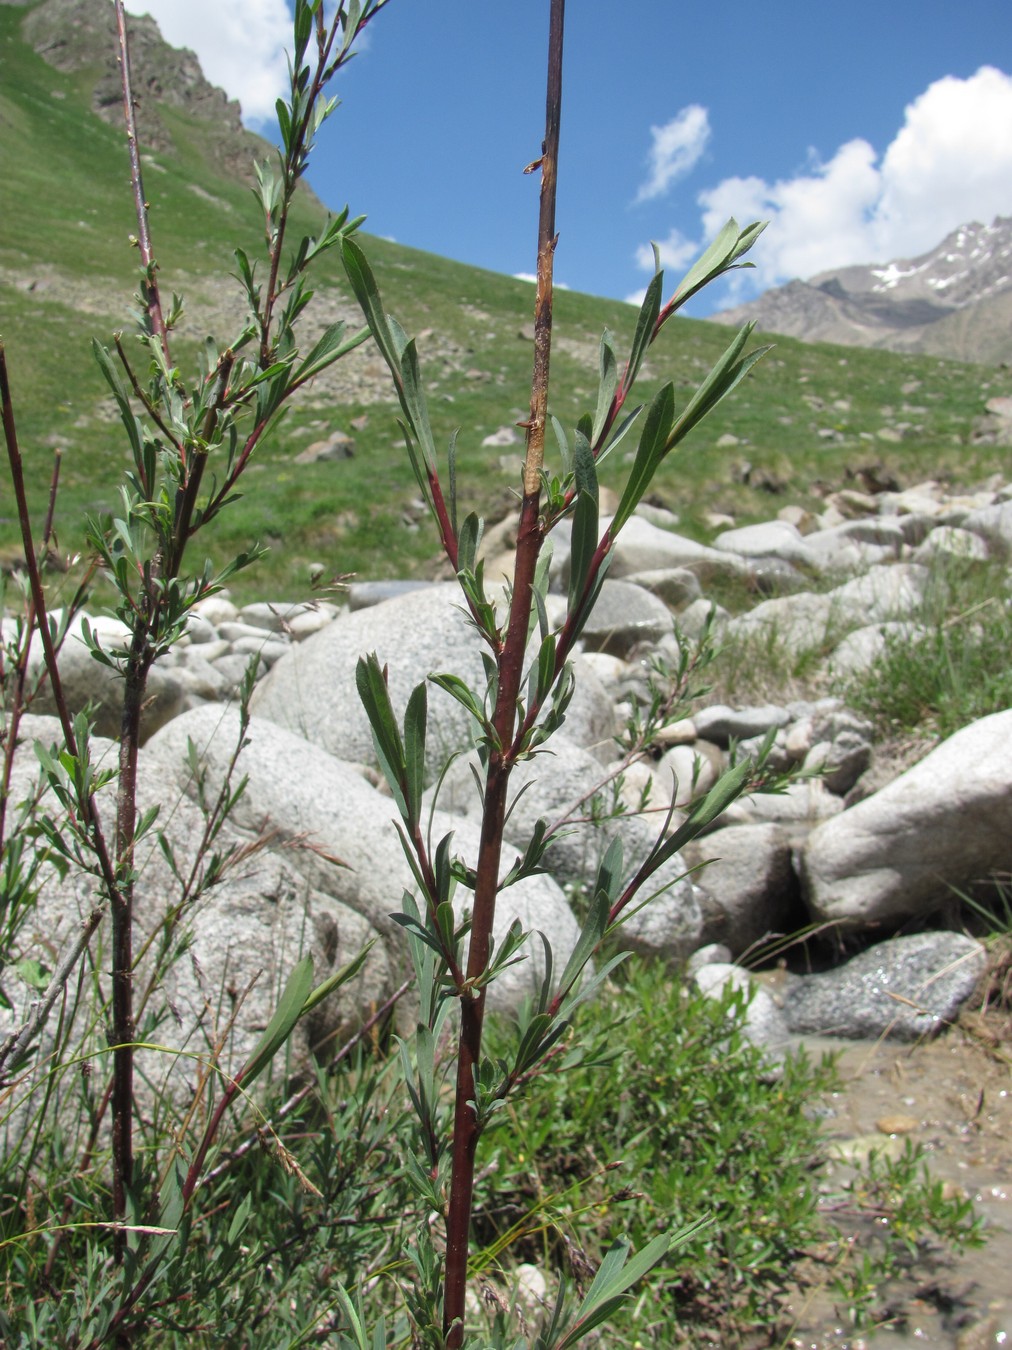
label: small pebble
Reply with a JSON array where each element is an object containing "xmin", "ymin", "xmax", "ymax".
[{"xmin": 875, "ymin": 1112, "xmax": 919, "ymax": 1135}]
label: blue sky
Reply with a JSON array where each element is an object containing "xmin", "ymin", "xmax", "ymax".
[{"xmin": 124, "ymin": 1, "xmax": 1012, "ymax": 315}]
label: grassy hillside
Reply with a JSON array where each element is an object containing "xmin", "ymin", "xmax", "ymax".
[{"xmin": 1, "ymin": 2, "xmax": 1006, "ymax": 601}]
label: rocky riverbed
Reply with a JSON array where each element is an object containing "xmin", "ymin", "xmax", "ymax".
[
  {"xmin": 3, "ymin": 471, "xmax": 1010, "ymax": 1338},
  {"xmin": 6, "ymin": 475, "xmax": 1011, "ymax": 1053}
]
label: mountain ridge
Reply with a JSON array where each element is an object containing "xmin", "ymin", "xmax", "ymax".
[
  {"xmin": 11, "ymin": 0, "xmax": 279, "ymax": 185},
  {"xmin": 1, "ymin": 0, "xmax": 1007, "ymax": 600},
  {"xmin": 713, "ymin": 218, "xmax": 1012, "ymax": 364}
]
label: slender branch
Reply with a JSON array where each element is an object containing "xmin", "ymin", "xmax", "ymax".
[
  {"xmin": 113, "ymin": 335, "xmax": 184, "ymax": 467},
  {"xmin": 257, "ymin": 9, "xmax": 343, "ymax": 364},
  {"xmin": 0, "ymin": 350, "xmax": 118, "ymax": 1080},
  {"xmin": 114, "ymin": 0, "xmax": 170, "ymax": 367},
  {"xmin": 41, "ymin": 445, "xmax": 62, "ymax": 550},
  {"xmin": 0, "ymin": 907, "xmax": 106, "ymax": 1078},
  {"xmin": 0, "ymin": 447, "xmax": 61, "ymax": 840},
  {"xmin": 202, "ymin": 980, "xmax": 411, "ymax": 1184},
  {"xmin": 520, "ymin": 0, "xmax": 564, "ymax": 500},
  {"xmin": 166, "ymin": 350, "xmax": 234, "ymax": 578},
  {"xmin": 0, "ymin": 344, "xmax": 120, "ymax": 889},
  {"xmin": 442, "ymin": 3, "xmax": 565, "ymax": 1342},
  {"xmin": 405, "ymin": 818, "xmax": 468, "ymax": 988},
  {"xmin": 113, "ymin": 0, "xmax": 172, "ymax": 1261}
]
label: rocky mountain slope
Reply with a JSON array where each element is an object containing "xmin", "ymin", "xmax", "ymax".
[
  {"xmin": 2, "ymin": 0, "xmax": 1010, "ymax": 600},
  {"xmin": 714, "ymin": 217, "xmax": 1012, "ymax": 364},
  {"xmin": 12, "ymin": 0, "xmax": 280, "ymax": 185}
]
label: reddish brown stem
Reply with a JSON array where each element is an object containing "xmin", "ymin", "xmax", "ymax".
[
  {"xmin": 111, "ymin": 623, "xmax": 154, "ymax": 1259},
  {"xmin": 0, "ymin": 344, "xmax": 119, "ymax": 896},
  {"xmin": 428, "ymin": 466, "xmax": 459, "ymax": 571},
  {"xmin": 257, "ymin": 12, "xmax": 342, "ymax": 366},
  {"xmin": 114, "ymin": 0, "xmax": 169, "ymax": 368},
  {"xmin": 113, "ymin": 336, "xmax": 184, "ymax": 469},
  {"xmin": 0, "ymin": 446, "xmax": 61, "ymax": 840},
  {"xmin": 442, "ymin": 2, "xmax": 565, "ymax": 1341}
]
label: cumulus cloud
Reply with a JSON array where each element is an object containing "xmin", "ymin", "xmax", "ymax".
[
  {"xmin": 634, "ymin": 229, "xmax": 700, "ymax": 275},
  {"xmin": 637, "ymin": 67, "xmax": 1012, "ymax": 300},
  {"xmin": 873, "ymin": 66, "xmax": 1012, "ymax": 252},
  {"xmin": 634, "ymin": 106, "xmax": 710, "ymax": 203},
  {"xmin": 513, "ymin": 272, "xmax": 570, "ymax": 289},
  {"xmin": 697, "ymin": 138, "xmax": 883, "ymax": 289},
  {"xmin": 123, "ymin": 0, "xmax": 298, "ymax": 124}
]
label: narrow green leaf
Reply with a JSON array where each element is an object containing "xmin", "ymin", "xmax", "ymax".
[
  {"xmin": 391, "ymin": 911, "xmax": 447, "ymax": 960},
  {"xmin": 237, "ymin": 955, "xmax": 314, "ymax": 1090},
  {"xmin": 558, "ymin": 951, "xmax": 630, "ymax": 1018},
  {"xmin": 355, "ymin": 653, "xmax": 408, "ymax": 817},
  {"xmin": 293, "ymin": 320, "xmax": 371, "ymax": 384},
  {"xmin": 328, "ymin": 1282, "xmax": 369, "ymax": 1350},
  {"xmin": 595, "ymin": 401, "xmax": 643, "ymax": 469},
  {"xmin": 643, "ymin": 755, "xmax": 754, "ymax": 876},
  {"xmin": 568, "ymin": 429, "xmax": 599, "ymax": 611},
  {"xmin": 671, "ymin": 218, "xmax": 766, "ymax": 311},
  {"xmin": 557, "ymin": 885, "xmax": 610, "ymax": 996},
  {"xmin": 535, "ymin": 929, "xmax": 554, "ymax": 1015},
  {"xmin": 275, "ymin": 98, "xmax": 292, "ymax": 151},
  {"xmin": 591, "ymin": 328, "xmax": 619, "ymax": 444},
  {"xmin": 564, "ymin": 551, "xmax": 613, "ymax": 652},
  {"xmin": 573, "ymin": 428, "xmax": 598, "ymax": 503},
  {"xmin": 554, "ymin": 1225, "xmax": 709, "ymax": 1350},
  {"xmin": 536, "ymin": 631, "xmax": 556, "ymax": 703},
  {"xmin": 667, "ymin": 326, "xmax": 771, "ymax": 450},
  {"xmin": 396, "ymin": 419, "xmax": 429, "ymax": 500},
  {"xmin": 611, "ymin": 382, "xmax": 676, "ymax": 534},
  {"xmin": 341, "ymin": 237, "xmax": 402, "ymax": 376},
  {"xmin": 500, "ymin": 815, "xmax": 552, "ymax": 889},
  {"xmin": 403, "ymin": 682, "xmax": 427, "ymax": 828},
  {"xmin": 597, "ymin": 835, "xmax": 624, "ymax": 902},
  {"xmin": 550, "ymin": 415, "xmax": 572, "ymax": 475},
  {"xmin": 91, "ymin": 340, "xmax": 142, "ymax": 460},
  {"xmin": 300, "ymin": 943, "xmax": 373, "ymax": 1016},
  {"xmin": 457, "ymin": 512, "xmax": 483, "ymax": 576},
  {"xmin": 530, "ymin": 540, "xmax": 553, "ymax": 645},
  {"xmin": 233, "ymin": 247, "xmax": 256, "ymax": 295},
  {"xmin": 567, "ymin": 490, "xmax": 598, "ymax": 614},
  {"xmin": 513, "ymin": 1011, "xmax": 554, "ymax": 1074},
  {"xmin": 433, "ymin": 831, "xmax": 457, "ymax": 907},
  {"xmin": 435, "ymin": 899, "xmax": 457, "ymax": 952},
  {"xmin": 625, "ymin": 269, "xmax": 663, "ymax": 392},
  {"xmin": 398, "ymin": 337, "xmax": 436, "ymax": 471},
  {"xmin": 428, "ymin": 672, "xmax": 485, "ymax": 724}
]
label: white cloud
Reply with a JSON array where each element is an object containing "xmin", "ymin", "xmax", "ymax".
[
  {"xmin": 637, "ymin": 67, "xmax": 1012, "ymax": 300},
  {"xmin": 634, "ymin": 229, "xmax": 699, "ymax": 276},
  {"xmin": 123, "ymin": 1, "xmax": 295, "ymax": 124},
  {"xmin": 697, "ymin": 138, "xmax": 882, "ymax": 290},
  {"xmin": 634, "ymin": 106, "xmax": 710, "ymax": 203},
  {"xmin": 873, "ymin": 66, "xmax": 1012, "ymax": 253},
  {"xmin": 512, "ymin": 272, "xmax": 570, "ymax": 289}
]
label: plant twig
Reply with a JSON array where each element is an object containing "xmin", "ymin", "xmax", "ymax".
[
  {"xmin": 115, "ymin": 0, "xmax": 169, "ymax": 365},
  {"xmin": 443, "ymin": 3, "xmax": 565, "ymax": 1342}
]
